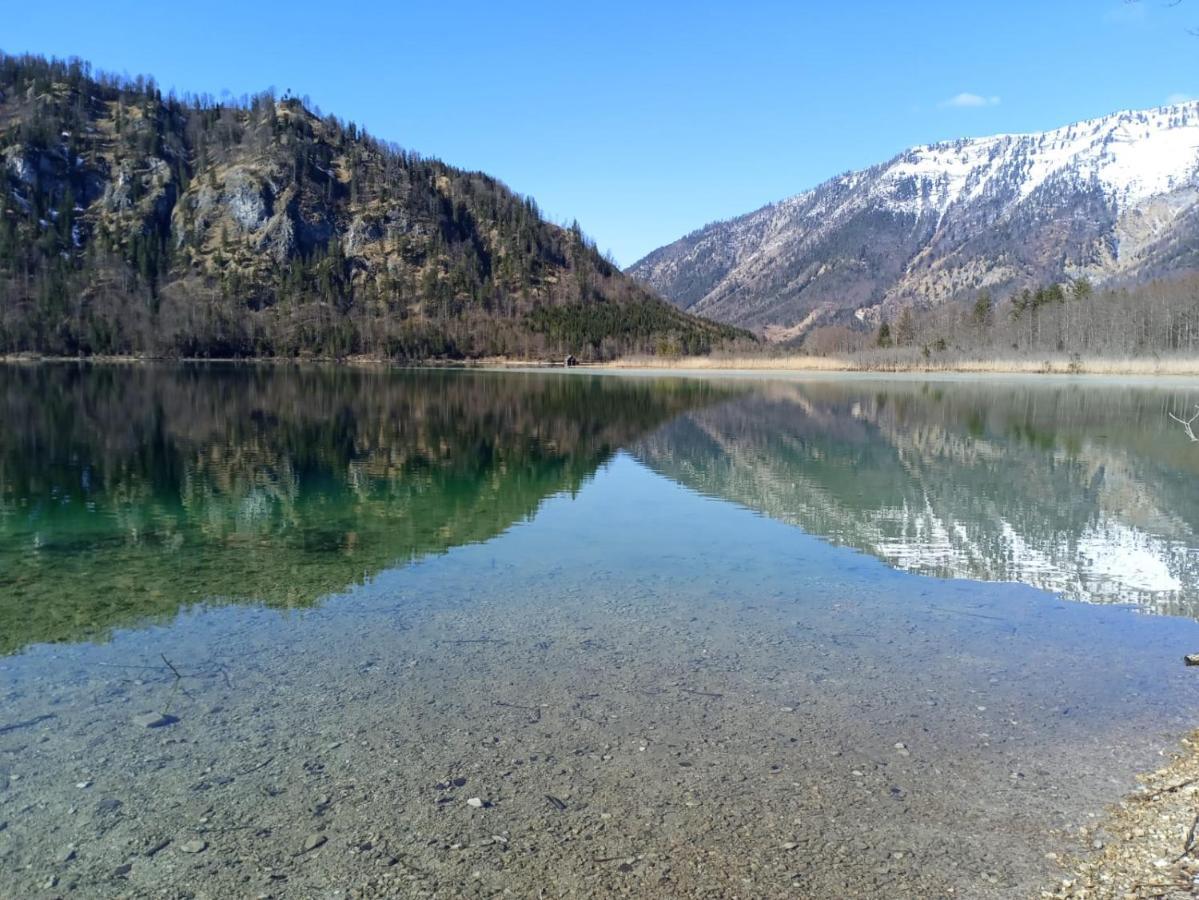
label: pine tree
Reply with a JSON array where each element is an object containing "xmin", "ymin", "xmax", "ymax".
[
  {"xmin": 896, "ymin": 307, "xmax": 916, "ymax": 346},
  {"xmin": 971, "ymin": 290, "xmax": 992, "ymax": 331}
]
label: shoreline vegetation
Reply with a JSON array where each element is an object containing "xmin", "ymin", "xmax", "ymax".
[
  {"xmin": 6, "ymin": 351, "xmax": 1199, "ymax": 377},
  {"xmin": 602, "ymin": 353, "xmax": 1199, "ymax": 376}
]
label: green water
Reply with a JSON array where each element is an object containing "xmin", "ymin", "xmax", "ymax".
[{"xmin": 0, "ymin": 365, "xmax": 734, "ymax": 653}]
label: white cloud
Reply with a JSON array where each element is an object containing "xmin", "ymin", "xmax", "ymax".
[
  {"xmin": 940, "ymin": 92, "xmax": 1001, "ymax": 109},
  {"xmin": 1166, "ymin": 92, "xmax": 1196, "ymax": 105}
]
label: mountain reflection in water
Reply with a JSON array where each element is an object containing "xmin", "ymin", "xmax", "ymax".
[
  {"xmin": 633, "ymin": 379, "xmax": 1199, "ymax": 617},
  {"xmin": 0, "ymin": 364, "xmax": 734, "ymax": 654},
  {"xmin": 3, "ymin": 366, "xmax": 1199, "ymax": 658}
]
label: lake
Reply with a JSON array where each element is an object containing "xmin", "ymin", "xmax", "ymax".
[{"xmin": 2, "ymin": 364, "xmax": 1199, "ymax": 898}]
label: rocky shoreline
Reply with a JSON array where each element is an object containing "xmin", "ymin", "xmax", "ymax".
[{"xmin": 1048, "ymin": 730, "xmax": 1199, "ymax": 899}]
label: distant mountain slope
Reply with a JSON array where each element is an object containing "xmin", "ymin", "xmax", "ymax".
[
  {"xmin": 0, "ymin": 53, "xmax": 750, "ymax": 359},
  {"xmin": 629, "ymin": 102, "xmax": 1199, "ymax": 338}
]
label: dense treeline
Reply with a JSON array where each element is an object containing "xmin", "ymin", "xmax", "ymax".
[
  {"xmin": 0, "ymin": 53, "xmax": 751, "ymax": 360},
  {"xmin": 801, "ymin": 274, "xmax": 1199, "ymax": 362}
]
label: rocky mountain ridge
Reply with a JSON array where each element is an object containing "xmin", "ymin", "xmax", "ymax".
[{"xmin": 629, "ymin": 102, "xmax": 1199, "ymax": 339}]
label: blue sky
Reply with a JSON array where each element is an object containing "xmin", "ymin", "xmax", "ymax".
[{"xmin": 5, "ymin": 1, "xmax": 1196, "ymax": 265}]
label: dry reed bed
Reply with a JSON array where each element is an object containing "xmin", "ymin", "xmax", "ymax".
[{"xmin": 602, "ymin": 355, "xmax": 1199, "ymax": 376}]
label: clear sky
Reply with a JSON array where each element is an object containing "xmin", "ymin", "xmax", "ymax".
[{"xmin": 5, "ymin": 1, "xmax": 1196, "ymax": 265}]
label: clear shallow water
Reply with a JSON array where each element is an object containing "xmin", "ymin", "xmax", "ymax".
[{"xmin": 3, "ymin": 365, "xmax": 1199, "ymax": 898}]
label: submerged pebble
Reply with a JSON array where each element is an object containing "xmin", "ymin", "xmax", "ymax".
[{"xmin": 132, "ymin": 712, "xmax": 177, "ymax": 729}]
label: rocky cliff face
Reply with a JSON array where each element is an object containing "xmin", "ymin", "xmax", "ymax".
[
  {"xmin": 629, "ymin": 103, "xmax": 1199, "ymax": 338},
  {"xmin": 0, "ymin": 53, "xmax": 748, "ymax": 358}
]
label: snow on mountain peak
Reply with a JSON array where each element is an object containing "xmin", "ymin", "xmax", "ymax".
[
  {"xmin": 629, "ymin": 101, "xmax": 1199, "ymax": 334},
  {"xmin": 876, "ymin": 101, "xmax": 1199, "ymax": 217}
]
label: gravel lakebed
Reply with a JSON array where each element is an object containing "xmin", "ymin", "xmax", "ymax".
[{"xmin": 4, "ymin": 467, "xmax": 1199, "ymax": 899}]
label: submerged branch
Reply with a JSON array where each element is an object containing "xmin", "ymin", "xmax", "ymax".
[{"xmin": 1168, "ymin": 406, "xmax": 1199, "ymax": 442}]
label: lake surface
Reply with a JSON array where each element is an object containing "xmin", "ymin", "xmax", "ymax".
[{"xmin": 3, "ymin": 364, "xmax": 1199, "ymax": 898}]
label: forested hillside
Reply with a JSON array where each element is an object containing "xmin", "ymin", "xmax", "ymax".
[{"xmin": 0, "ymin": 53, "xmax": 750, "ymax": 360}]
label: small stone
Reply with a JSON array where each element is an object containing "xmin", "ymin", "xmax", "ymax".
[
  {"xmin": 1185, "ymin": 654, "xmax": 1199, "ymax": 666},
  {"xmin": 179, "ymin": 839, "xmax": 207, "ymax": 854},
  {"xmin": 113, "ymin": 863, "xmax": 132, "ymax": 877},
  {"xmin": 76, "ymin": 780, "xmax": 92, "ymax": 789},
  {"xmin": 302, "ymin": 834, "xmax": 327, "ymax": 852},
  {"xmin": 57, "ymin": 846, "xmax": 77, "ymax": 864},
  {"xmin": 144, "ymin": 838, "xmax": 171, "ymax": 857},
  {"xmin": 781, "ymin": 842, "xmax": 799, "ymax": 850},
  {"xmin": 466, "ymin": 797, "xmax": 485, "ymax": 808},
  {"xmin": 133, "ymin": 712, "xmax": 178, "ymax": 729}
]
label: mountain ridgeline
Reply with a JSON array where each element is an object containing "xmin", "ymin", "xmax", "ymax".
[
  {"xmin": 630, "ymin": 102, "xmax": 1199, "ymax": 343},
  {"xmin": 0, "ymin": 53, "xmax": 750, "ymax": 360}
]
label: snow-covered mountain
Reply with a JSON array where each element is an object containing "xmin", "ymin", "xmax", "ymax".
[{"xmin": 629, "ymin": 102, "xmax": 1199, "ymax": 338}]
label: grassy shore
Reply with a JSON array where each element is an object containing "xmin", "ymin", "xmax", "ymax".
[{"xmin": 6, "ymin": 352, "xmax": 1199, "ymax": 377}]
